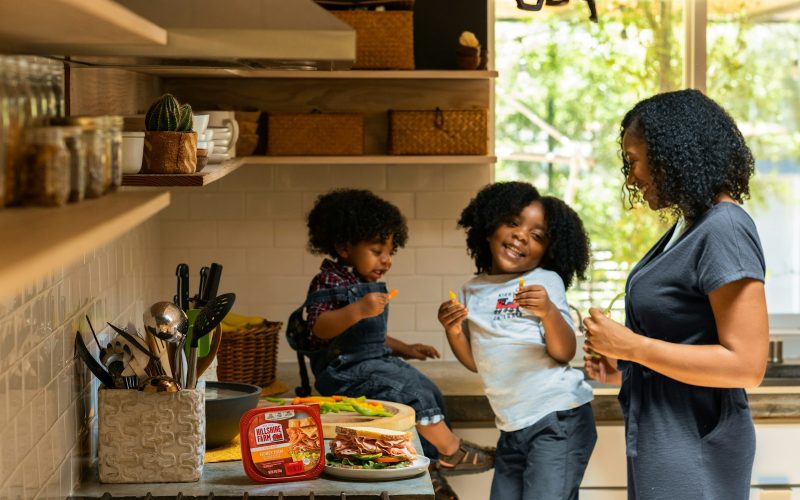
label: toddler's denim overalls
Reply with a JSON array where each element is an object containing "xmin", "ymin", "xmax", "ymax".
[{"xmin": 300, "ymin": 281, "xmax": 447, "ymax": 460}]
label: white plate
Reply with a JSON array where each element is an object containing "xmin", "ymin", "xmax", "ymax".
[{"xmin": 323, "ymin": 440, "xmax": 429, "ymax": 481}]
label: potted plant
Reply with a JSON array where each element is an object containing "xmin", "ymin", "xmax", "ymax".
[{"xmin": 141, "ymin": 93, "xmax": 197, "ymax": 174}]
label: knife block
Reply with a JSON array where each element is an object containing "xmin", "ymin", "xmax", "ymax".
[{"xmin": 98, "ymin": 388, "xmax": 205, "ymax": 483}]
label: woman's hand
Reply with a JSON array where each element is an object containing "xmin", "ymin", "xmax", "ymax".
[
  {"xmin": 400, "ymin": 343, "xmax": 441, "ymax": 361},
  {"xmin": 438, "ymin": 300, "xmax": 469, "ymax": 336},
  {"xmin": 515, "ymin": 285, "xmax": 554, "ymax": 319},
  {"xmin": 582, "ymin": 345, "xmax": 622, "ymax": 385},
  {"xmin": 356, "ymin": 292, "xmax": 390, "ymax": 319},
  {"xmin": 582, "ymin": 307, "xmax": 642, "ymax": 361}
]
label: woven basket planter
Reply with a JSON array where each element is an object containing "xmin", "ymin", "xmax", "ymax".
[
  {"xmin": 141, "ymin": 131, "xmax": 197, "ymax": 174},
  {"xmin": 267, "ymin": 112, "xmax": 364, "ymax": 155},
  {"xmin": 333, "ymin": 10, "xmax": 414, "ymax": 69},
  {"xmin": 389, "ymin": 108, "xmax": 488, "ymax": 155},
  {"xmin": 216, "ymin": 321, "xmax": 281, "ymax": 388}
]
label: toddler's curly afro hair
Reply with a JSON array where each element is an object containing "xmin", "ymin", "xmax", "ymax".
[
  {"xmin": 620, "ymin": 89, "xmax": 754, "ymax": 221},
  {"xmin": 307, "ymin": 189, "xmax": 408, "ymax": 258},
  {"xmin": 458, "ymin": 182, "xmax": 590, "ymax": 288}
]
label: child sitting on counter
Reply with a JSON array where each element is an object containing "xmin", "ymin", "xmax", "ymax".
[{"xmin": 287, "ymin": 189, "xmax": 493, "ymax": 499}]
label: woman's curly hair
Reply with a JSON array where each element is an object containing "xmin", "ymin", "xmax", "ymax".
[
  {"xmin": 458, "ymin": 182, "xmax": 590, "ymax": 288},
  {"xmin": 307, "ymin": 189, "xmax": 408, "ymax": 258},
  {"xmin": 620, "ymin": 89, "xmax": 754, "ymax": 221}
]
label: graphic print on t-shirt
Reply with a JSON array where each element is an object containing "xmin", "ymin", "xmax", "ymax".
[{"xmin": 493, "ymin": 291, "xmax": 522, "ymax": 320}]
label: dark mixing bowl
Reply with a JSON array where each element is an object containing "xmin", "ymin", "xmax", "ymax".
[{"xmin": 205, "ymin": 381, "xmax": 261, "ymax": 449}]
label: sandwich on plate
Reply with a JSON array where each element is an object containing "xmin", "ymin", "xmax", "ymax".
[{"xmin": 327, "ymin": 426, "xmax": 418, "ymax": 469}]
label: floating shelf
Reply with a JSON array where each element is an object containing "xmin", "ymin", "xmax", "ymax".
[
  {"xmin": 244, "ymin": 155, "xmax": 498, "ymax": 165},
  {"xmin": 0, "ymin": 191, "xmax": 170, "ymax": 304},
  {"xmin": 0, "ymin": 0, "xmax": 167, "ymax": 49},
  {"xmin": 111, "ymin": 68, "xmax": 498, "ymax": 79},
  {"xmin": 122, "ymin": 159, "xmax": 244, "ymax": 187}
]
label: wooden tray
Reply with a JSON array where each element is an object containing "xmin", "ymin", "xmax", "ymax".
[{"xmin": 258, "ymin": 398, "xmax": 415, "ymax": 438}]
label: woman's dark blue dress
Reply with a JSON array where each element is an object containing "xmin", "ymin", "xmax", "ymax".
[{"xmin": 619, "ymin": 203, "xmax": 765, "ymax": 500}]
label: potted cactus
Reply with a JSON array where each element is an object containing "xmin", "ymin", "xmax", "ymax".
[{"xmin": 141, "ymin": 94, "xmax": 197, "ymax": 174}]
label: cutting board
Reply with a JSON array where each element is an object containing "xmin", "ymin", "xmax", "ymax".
[{"xmin": 258, "ymin": 398, "xmax": 416, "ymax": 438}]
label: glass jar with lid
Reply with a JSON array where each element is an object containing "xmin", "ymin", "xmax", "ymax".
[
  {"xmin": 62, "ymin": 126, "xmax": 86, "ymax": 202},
  {"xmin": 106, "ymin": 116, "xmax": 124, "ymax": 191},
  {"xmin": 54, "ymin": 116, "xmax": 108, "ymax": 198},
  {"xmin": 20, "ymin": 126, "xmax": 74, "ymax": 207}
]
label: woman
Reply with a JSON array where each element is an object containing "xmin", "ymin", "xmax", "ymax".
[{"xmin": 583, "ymin": 89, "xmax": 769, "ymax": 500}]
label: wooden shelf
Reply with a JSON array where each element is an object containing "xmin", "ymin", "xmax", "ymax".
[
  {"xmin": 122, "ymin": 159, "xmax": 244, "ymax": 187},
  {"xmin": 0, "ymin": 191, "xmax": 170, "ymax": 304},
  {"xmin": 126, "ymin": 68, "xmax": 498, "ymax": 79},
  {"xmin": 0, "ymin": 0, "xmax": 167, "ymax": 49},
  {"xmin": 244, "ymin": 155, "xmax": 497, "ymax": 165}
]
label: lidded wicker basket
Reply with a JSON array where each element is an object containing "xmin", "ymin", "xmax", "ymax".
[
  {"xmin": 389, "ymin": 108, "xmax": 488, "ymax": 155},
  {"xmin": 216, "ymin": 321, "xmax": 281, "ymax": 388}
]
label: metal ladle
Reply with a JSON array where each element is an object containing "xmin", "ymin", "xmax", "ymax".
[{"xmin": 143, "ymin": 301, "xmax": 189, "ymax": 385}]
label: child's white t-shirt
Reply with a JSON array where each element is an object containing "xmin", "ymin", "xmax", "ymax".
[{"xmin": 460, "ymin": 267, "xmax": 593, "ymax": 432}]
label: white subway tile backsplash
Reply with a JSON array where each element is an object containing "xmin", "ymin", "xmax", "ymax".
[
  {"xmin": 247, "ymin": 192, "xmax": 304, "ymax": 220},
  {"xmin": 407, "ymin": 220, "xmax": 442, "ymax": 247},
  {"xmin": 218, "ymin": 220, "xmax": 274, "ymax": 247},
  {"xmin": 246, "ymin": 248, "xmax": 304, "ymax": 275},
  {"xmin": 443, "ymin": 164, "xmax": 491, "ymax": 191},
  {"xmin": 416, "ymin": 192, "xmax": 475, "ymax": 219},
  {"xmin": 0, "ymin": 220, "xmax": 160, "ymax": 498},
  {"xmin": 160, "ymin": 220, "xmax": 218, "ymax": 248},
  {"xmin": 415, "ymin": 302, "xmax": 444, "ymax": 331},
  {"xmin": 376, "ymin": 192, "xmax": 415, "ymax": 218},
  {"xmin": 387, "ymin": 251, "xmax": 415, "ymax": 276},
  {"xmin": 190, "ymin": 192, "xmax": 247, "ymax": 220},
  {"xmin": 384, "ymin": 276, "xmax": 443, "ymax": 303},
  {"xmin": 415, "ymin": 248, "xmax": 474, "ymax": 275},
  {"xmin": 442, "ymin": 219, "xmax": 466, "ymax": 247},
  {"xmin": 274, "ymin": 164, "xmax": 331, "ymax": 191},
  {"xmin": 387, "ymin": 304, "xmax": 415, "ymax": 331},
  {"xmin": 217, "ymin": 164, "xmax": 273, "ymax": 192},
  {"xmin": 273, "ymin": 220, "xmax": 307, "ymax": 248},
  {"xmin": 329, "ymin": 165, "xmax": 387, "ymax": 190},
  {"xmin": 387, "ymin": 165, "xmax": 443, "ymax": 192}
]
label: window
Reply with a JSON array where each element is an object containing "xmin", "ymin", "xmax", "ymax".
[{"xmin": 495, "ymin": 1, "xmax": 799, "ymax": 329}]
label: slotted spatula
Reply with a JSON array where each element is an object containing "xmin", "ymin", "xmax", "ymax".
[{"xmin": 185, "ymin": 293, "xmax": 236, "ymax": 389}]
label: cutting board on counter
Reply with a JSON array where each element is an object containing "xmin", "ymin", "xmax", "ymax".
[{"xmin": 258, "ymin": 398, "xmax": 415, "ymax": 438}]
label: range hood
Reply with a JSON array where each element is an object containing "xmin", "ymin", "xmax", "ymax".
[{"xmin": 54, "ymin": 0, "xmax": 357, "ymax": 70}]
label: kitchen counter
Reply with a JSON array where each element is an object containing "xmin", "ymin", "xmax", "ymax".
[
  {"xmin": 276, "ymin": 361, "xmax": 800, "ymax": 424},
  {"xmin": 71, "ymin": 431, "xmax": 434, "ymax": 500}
]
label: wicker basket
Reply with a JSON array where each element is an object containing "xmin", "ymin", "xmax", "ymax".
[
  {"xmin": 216, "ymin": 321, "xmax": 281, "ymax": 388},
  {"xmin": 333, "ymin": 10, "xmax": 414, "ymax": 69},
  {"xmin": 267, "ymin": 112, "xmax": 364, "ymax": 155},
  {"xmin": 389, "ymin": 108, "xmax": 488, "ymax": 155}
]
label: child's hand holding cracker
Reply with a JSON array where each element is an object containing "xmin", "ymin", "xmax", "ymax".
[
  {"xmin": 515, "ymin": 284, "xmax": 556, "ymax": 319},
  {"xmin": 357, "ymin": 292, "xmax": 391, "ymax": 318}
]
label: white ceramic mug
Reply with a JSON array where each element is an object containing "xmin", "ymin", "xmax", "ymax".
[
  {"xmin": 196, "ymin": 111, "xmax": 239, "ymax": 157},
  {"xmin": 121, "ymin": 131, "xmax": 145, "ymax": 174}
]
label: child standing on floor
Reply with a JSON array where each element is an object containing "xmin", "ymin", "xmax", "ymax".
[
  {"xmin": 439, "ymin": 181, "xmax": 596, "ymax": 500},
  {"xmin": 288, "ymin": 189, "xmax": 493, "ymax": 500}
]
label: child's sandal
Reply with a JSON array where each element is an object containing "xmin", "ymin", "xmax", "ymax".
[
  {"xmin": 437, "ymin": 439, "xmax": 495, "ymax": 476},
  {"xmin": 429, "ymin": 462, "xmax": 459, "ymax": 500}
]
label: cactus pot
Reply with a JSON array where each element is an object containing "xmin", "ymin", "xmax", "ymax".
[{"xmin": 141, "ymin": 131, "xmax": 197, "ymax": 174}]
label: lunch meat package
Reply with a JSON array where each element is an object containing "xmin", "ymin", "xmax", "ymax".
[{"xmin": 240, "ymin": 404, "xmax": 325, "ymax": 483}]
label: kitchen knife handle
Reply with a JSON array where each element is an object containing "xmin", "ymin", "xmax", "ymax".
[{"xmin": 204, "ymin": 263, "xmax": 223, "ymax": 300}]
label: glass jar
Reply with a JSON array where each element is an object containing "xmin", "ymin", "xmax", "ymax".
[
  {"xmin": 62, "ymin": 126, "xmax": 85, "ymax": 202},
  {"xmin": 54, "ymin": 116, "xmax": 107, "ymax": 198},
  {"xmin": 21, "ymin": 126, "xmax": 72, "ymax": 207},
  {"xmin": 106, "ymin": 116, "xmax": 124, "ymax": 191}
]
